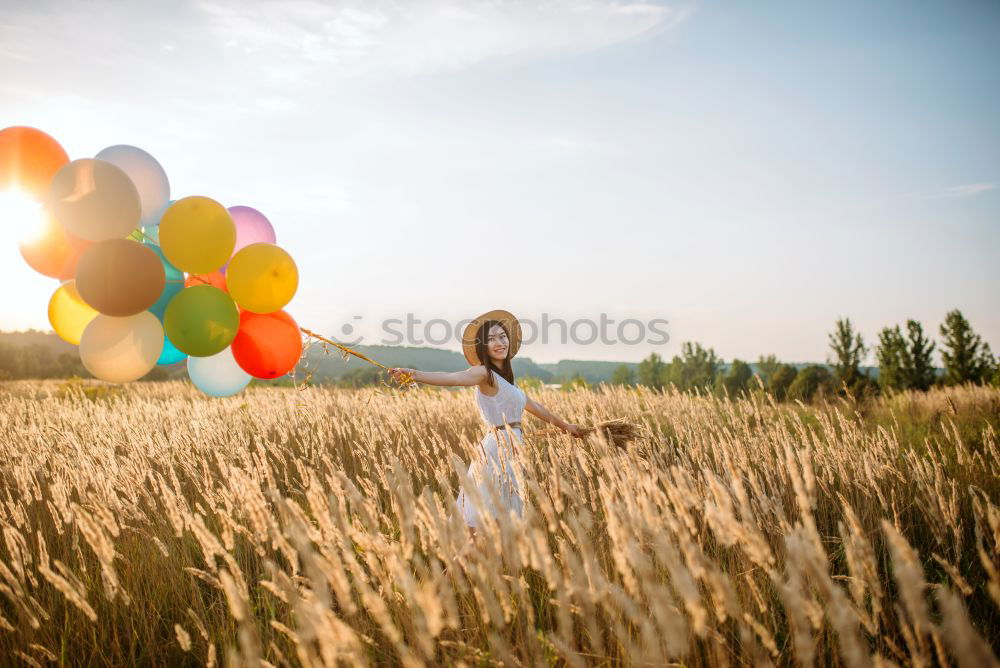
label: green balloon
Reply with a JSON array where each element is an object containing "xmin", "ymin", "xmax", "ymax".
[{"xmin": 163, "ymin": 286, "xmax": 239, "ymax": 357}]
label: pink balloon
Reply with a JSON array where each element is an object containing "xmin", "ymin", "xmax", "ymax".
[{"xmin": 224, "ymin": 205, "xmax": 275, "ymax": 273}]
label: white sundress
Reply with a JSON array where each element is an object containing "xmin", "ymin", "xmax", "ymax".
[{"xmin": 456, "ymin": 372, "xmax": 528, "ymax": 528}]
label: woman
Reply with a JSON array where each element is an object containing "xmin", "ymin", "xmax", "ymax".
[{"xmin": 388, "ymin": 309, "xmax": 584, "ymax": 529}]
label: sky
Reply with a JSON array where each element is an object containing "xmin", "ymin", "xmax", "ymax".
[{"xmin": 0, "ymin": 0, "xmax": 997, "ymax": 365}]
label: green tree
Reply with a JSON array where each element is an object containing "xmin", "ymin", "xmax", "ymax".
[
  {"xmin": 875, "ymin": 325, "xmax": 907, "ymax": 393},
  {"xmin": 665, "ymin": 342, "xmax": 719, "ymax": 393},
  {"xmin": 755, "ymin": 354, "xmax": 781, "ymax": 386},
  {"xmin": 787, "ymin": 365, "xmax": 834, "ymax": 403},
  {"xmin": 939, "ymin": 309, "xmax": 995, "ymax": 385},
  {"xmin": 715, "ymin": 359, "xmax": 752, "ymax": 397},
  {"xmin": 901, "ymin": 319, "xmax": 936, "ymax": 391},
  {"xmin": 637, "ymin": 352, "xmax": 666, "ymax": 390},
  {"xmin": 337, "ymin": 367, "xmax": 385, "ymax": 388},
  {"xmin": 768, "ymin": 364, "xmax": 798, "ymax": 401},
  {"xmin": 610, "ymin": 364, "xmax": 635, "ymax": 386},
  {"xmin": 0, "ymin": 341, "xmax": 89, "ymax": 379},
  {"xmin": 828, "ymin": 317, "xmax": 870, "ymax": 395}
]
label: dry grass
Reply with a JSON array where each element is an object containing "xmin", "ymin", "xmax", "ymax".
[{"xmin": 0, "ymin": 380, "xmax": 997, "ymax": 666}]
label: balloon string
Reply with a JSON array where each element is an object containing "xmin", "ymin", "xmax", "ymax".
[
  {"xmin": 298, "ymin": 327, "xmax": 391, "ymax": 371},
  {"xmin": 299, "ymin": 327, "xmax": 414, "ymax": 384},
  {"xmin": 135, "ymin": 228, "xmax": 158, "ymax": 245}
]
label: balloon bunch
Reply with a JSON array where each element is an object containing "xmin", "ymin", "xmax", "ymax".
[{"xmin": 1, "ymin": 126, "xmax": 303, "ymax": 397}]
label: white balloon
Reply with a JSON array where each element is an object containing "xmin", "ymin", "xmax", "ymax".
[
  {"xmin": 187, "ymin": 346, "xmax": 251, "ymax": 397},
  {"xmin": 79, "ymin": 312, "xmax": 164, "ymax": 383},
  {"xmin": 95, "ymin": 145, "xmax": 170, "ymax": 226}
]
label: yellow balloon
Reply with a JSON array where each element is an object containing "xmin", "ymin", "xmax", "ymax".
[
  {"xmin": 79, "ymin": 312, "xmax": 164, "ymax": 383},
  {"xmin": 226, "ymin": 242, "xmax": 299, "ymax": 313},
  {"xmin": 48, "ymin": 280, "xmax": 98, "ymax": 345},
  {"xmin": 158, "ymin": 196, "xmax": 235, "ymax": 274}
]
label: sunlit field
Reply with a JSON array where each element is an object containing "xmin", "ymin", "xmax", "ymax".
[{"xmin": 0, "ymin": 381, "xmax": 997, "ymax": 666}]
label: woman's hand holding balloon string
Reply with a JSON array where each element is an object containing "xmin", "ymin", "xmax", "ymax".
[{"xmin": 388, "ymin": 367, "xmax": 417, "ymax": 383}]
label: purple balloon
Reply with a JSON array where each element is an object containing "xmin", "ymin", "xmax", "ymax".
[{"xmin": 224, "ymin": 206, "xmax": 276, "ymax": 273}]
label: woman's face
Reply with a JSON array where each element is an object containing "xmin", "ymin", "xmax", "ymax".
[{"xmin": 486, "ymin": 324, "xmax": 509, "ymax": 363}]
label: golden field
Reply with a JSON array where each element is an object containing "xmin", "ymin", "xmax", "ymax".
[{"xmin": 0, "ymin": 380, "xmax": 997, "ymax": 666}]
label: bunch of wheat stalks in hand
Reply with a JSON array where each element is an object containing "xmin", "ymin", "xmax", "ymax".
[
  {"xmin": 0, "ymin": 379, "xmax": 997, "ymax": 666},
  {"xmin": 528, "ymin": 417, "xmax": 641, "ymax": 449}
]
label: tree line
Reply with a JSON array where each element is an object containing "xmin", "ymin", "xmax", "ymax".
[
  {"xmin": 0, "ymin": 339, "xmax": 176, "ymax": 381},
  {"xmin": 1, "ymin": 309, "xmax": 995, "ymax": 398},
  {"xmin": 0, "ymin": 342, "xmax": 87, "ymax": 380},
  {"xmin": 607, "ymin": 308, "xmax": 998, "ymax": 401}
]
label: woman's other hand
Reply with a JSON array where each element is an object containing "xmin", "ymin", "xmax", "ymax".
[{"xmin": 565, "ymin": 423, "xmax": 587, "ymax": 438}]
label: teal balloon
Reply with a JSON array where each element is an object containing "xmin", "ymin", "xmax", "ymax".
[
  {"xmin": 157, "ymin": 334, "xmax": 187, "ymax": 366},
  {"xmin": 144, "ymin": 240, "xmax": 183, "ymax": 320},
  {"xmin": 144, "ymin": 239, "xmax": 182, "ymax": 279},
  {"xmin": 142, "ymin": 199, "xmax": 175, "ymax": 245}
]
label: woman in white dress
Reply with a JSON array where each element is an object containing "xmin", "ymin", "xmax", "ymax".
[{"xmin": 388, "ymin": 309, "xmax": 585, "ymax": 530}]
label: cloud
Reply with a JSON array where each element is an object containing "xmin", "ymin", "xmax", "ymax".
[
  {"xmin": 941, "ymin": 183, "xmax": 996, "ymax": 198},
  {"xmin": 0, "ymin": 0, "xmax": 689, "ymax": 130},
  {"xmin": 195, "ymin": 0, "xmax": 687, "ymax": 76}
]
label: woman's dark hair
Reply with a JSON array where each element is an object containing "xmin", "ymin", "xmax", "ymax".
[{"xmin": 475, "ymin": 320, "xmax": 515, "ymax": 387}]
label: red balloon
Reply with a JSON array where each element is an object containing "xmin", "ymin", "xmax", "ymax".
[
  {"xmin": 231, "ymin": 310, "xmax": 302, "ymax": 379},
  {"xmin": 19, "ymin": 209, "xmax": 91, "ymax": 279}
]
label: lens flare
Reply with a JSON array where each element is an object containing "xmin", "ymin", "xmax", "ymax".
[{"xmin": 0, "ymin": 189, "xmax": 47, "ymax": 246}]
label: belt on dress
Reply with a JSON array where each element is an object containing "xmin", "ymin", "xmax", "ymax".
[{"xmin": 488, "ymin": 422, "xmax": 522, "ymax": 431}]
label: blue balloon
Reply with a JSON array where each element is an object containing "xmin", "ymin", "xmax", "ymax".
[
  {"xmin": 144, "ymin": 239, "xmax": 183, "ymax": 320},
  {"xmin": 157, "ymin": 334, "xmax": 187, "ymax": 366}
]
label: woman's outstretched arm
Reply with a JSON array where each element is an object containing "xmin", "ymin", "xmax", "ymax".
[
  {"xmin": 524, "ymin": 397, "xmax": 586, "ymax": 437},
  {"xmin": 387, "ymin": 365, "xmax": 487, "ymax": 387}
]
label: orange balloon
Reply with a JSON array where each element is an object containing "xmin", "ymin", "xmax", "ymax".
[
  {"xmin": 185, "ymin": 271, "xmax": 227, "ymax": 291},
  {"xmin": 18, "ymin": 209, "xmax": 91, "ymax": 279},
  {"xmin": 231, "ymin": 309, "xmax": 302, "ymax": 379},
  {"xmin": 0, "ymin": 127, "xmax": 69, "ymax": 200}
]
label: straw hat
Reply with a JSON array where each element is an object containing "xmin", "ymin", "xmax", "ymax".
[{"xmin": 462, "ymin": 309, "xmax": 522, "ymax": 366}]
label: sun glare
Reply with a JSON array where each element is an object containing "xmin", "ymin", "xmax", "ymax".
[{"xmin": 0, "ymin": 189, "xmax": 47, "ymax": 246}]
